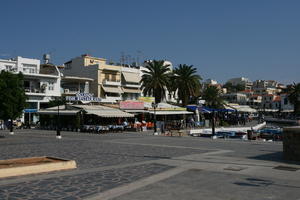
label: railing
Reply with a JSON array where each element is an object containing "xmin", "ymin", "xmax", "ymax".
[
  {"xmin": 123, "ymin": 83, "xmax": 141, "ymax": 88},
  {"xmin": 24, "ymin": 87, "xmax": 45, "ymax": 93},
  {"xmin": 103, "ymin": 96, "xmax": 122, "ymax": 102},
  {"xmin": 103, "ymin": 80, "xmax": 121, "ymax": 86}
]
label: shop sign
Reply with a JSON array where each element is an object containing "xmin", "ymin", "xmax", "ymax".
[
  {"xmin": 120, "ymin": 101, "xmax": 144, "ymax": 109},
  {"xmin": 66, "ymin": 93, "xmax": 101, "ymax": 102},
  {"xmin": 148, "ymin": 107, "xmax": 186, "ymax": 111},
  {"xmin": 138, "ymin": 97, "xmax": 155, "ymax": 103}
]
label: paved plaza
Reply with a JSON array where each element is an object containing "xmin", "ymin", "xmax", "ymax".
[{"xmin": 0, "ymin": 129, "xmax": 299, "ymax": 200}]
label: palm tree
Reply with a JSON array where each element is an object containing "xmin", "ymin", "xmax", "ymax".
[
  {"xmin": 202, "ymin": 85, "xmax": 224, "ymax": 108},
  {"xmin": 140, "ymin": 60, "xmax": 171, "ymax": 103},
  {"xmin": 173, "ymin": 64, "xmax": 202, "ymax": 106},
  {"xmin": 288, "ymin": 82, "xmax": 300, "ymax": 114}
]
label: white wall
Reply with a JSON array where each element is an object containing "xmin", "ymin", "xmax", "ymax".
[
  {"xmin": 280, "ymin": 94, "xmax": 294, "ymax": 111},
  {"xmin": 0, "ymin": 59, "xmax": 17, "ymax": 72},
  {"xmin": 17, "ymin": 56, "xmax": 40, "ymax": 73}
]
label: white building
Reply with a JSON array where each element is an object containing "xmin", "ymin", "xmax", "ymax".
[
  {"xmin": 121, "ymin": 66, "xmax": 141, "ymax": 101},
  {"xmin": 280, "ymin": 93, "xmax": 294, "ymax": 112},
  {"xmin": 204, "ymin": 79, "xmax": 218, "ymax": 85},
  {"xmin": 140, "ymin": 60, "xmax": 177, "ymax": 103},
  {"xmin": 227, "ymin": 77, "xmax": 253, "ymax": 89},
  {"xmin": 0, "ymin": 56, "xmax": 61, "ymax": 123},
  {"xmin": 221, "ymin": 93, "xmax": 248, "ymax": 105},
  {"xmin": 63, "ymin": 54, "xmax": 141, "ymax": 103}
]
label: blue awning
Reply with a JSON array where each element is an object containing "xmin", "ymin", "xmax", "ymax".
[
  {"xmin": 24, "ymin": 109, "xmax": 38, "ymax": 113},
  {"xmin": 186, "ymin": 105, "xmax": 235, "ymax": 113}
]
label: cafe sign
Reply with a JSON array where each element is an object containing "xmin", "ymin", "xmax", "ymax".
[
  {"xmin": 120, "ymin": 101, "xmax": 144, "ymax": 109},
  {"xmin": 66, "ymin": 93, "xmax": 101, "ymax": 102}
]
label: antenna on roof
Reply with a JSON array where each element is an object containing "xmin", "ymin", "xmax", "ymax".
[
  {"xmin": 136, "ymin": 50, "xmax": 142, "ymax": 66},
  {"xmin": 120, "ymin": 52, "xmax": 125, "ymax": 66},
  {"xmin": 43, "ymin": 54, "xmax": 51, "ymax": 64}
]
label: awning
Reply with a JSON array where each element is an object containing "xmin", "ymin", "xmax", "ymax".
[
  {"xmin": 148, "ymin": 111, "xmax": 193, "ymax": 115},
  {"xmin": 38, "ymin": 110, "xmax": 80, "ymax": 115},
  {"xmin": 102, "ymin": 86, "xmax": 123, "ymax": 93},
  {"xmin": 73, "ymin": 105, "xmax": 134, "ymax": 118},
  {"xmin": 225, "ymin": 104, "xmax": 257, "ymax": 113},
  {"xmin": 123, "ymin": 110, "xmax": 149, "ymax": 113},
  {"xmin": 122, "ymin": 88, "xmax": 141, "ymax": 93},
  {"xmin": 122, "ymin": 72, "xmax": 140, "ymax": 83},
  {"xmin": 24, "ymin": 109, "xmax": 38, "ymax": 113},
  {"xmin": 85, "ymin": 109, "xmax": 134, "ymax": 117}
]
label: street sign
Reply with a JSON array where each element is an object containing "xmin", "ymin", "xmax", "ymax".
[{"xmin": 24, "ymin": 109, "xmax": 38, "ymax": 113}]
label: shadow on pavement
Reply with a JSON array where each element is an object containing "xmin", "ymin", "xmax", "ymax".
[{"xmin": 248, "ymin": 151, "xmax": 300, "ymax": 165}]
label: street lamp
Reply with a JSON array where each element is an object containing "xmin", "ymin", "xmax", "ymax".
[
  {"xmin": 56, "ymin": 97, "xmax": 61, "ymax": 139},
  {"xmin": 152, "ymin": 102, "xmax": 157, "ymax": 134},
  {"xmin": 211, "ymin": 110, "xmax": 215, "ymax": 136}
]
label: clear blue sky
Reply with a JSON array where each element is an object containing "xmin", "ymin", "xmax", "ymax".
[{"xmin": 1, "ymin": 0, "xmax": 300, "ymax": 84}]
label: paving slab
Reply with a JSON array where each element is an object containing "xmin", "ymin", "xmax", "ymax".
[
  {"xmin": 0, "ymin": 129, "xmax": 298, "ymax": 200},
  {"xmin": 112, "ymin": 169, "xmax": 300, "ymax": 200}
]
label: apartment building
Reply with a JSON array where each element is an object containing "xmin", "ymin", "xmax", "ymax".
[
  {"xmin": 61, "ymin": 76, "xmax": 94, "ymax": 96},
  {"xmin": 0, "ymin": 56, "xmax": 61, "ymax": 123},
  {"xmin": 252, "ymin": 80, "xmax": 283, "ymax": 95},
  {"xmin": 280, "ymin": 93, "xmax": 294, "ymax": 112},
  {"xmin": 221, "ymin": 93, "xmax": 248, "ymax": 105},
  {"xmin": 121, "ymin": 67, "xmax": 141, "ymax": 100},
  {"xmin": 261, "ymin": 94, "xmax": 281, "ymax": 111},
  {"xmin": 247, "ymin": 95, "xmax": 262, "ymax": 109},
  {"xmin": 63, "ymin": 54, "xmax": 141, "ymax": 103},
  {"xmin": 226, "ymin": 77, "xmax": 253, "ymax": 90}
]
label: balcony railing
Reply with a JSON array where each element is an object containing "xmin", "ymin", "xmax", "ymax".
[
  {"xmin": 24, "ymin": 87, "xmax": 46, "ymax": 94},
  {"xmin": 103, "ymin": 96, "xmax": 122, "ymax": 103},
  {"xmin": 103, "ymin": 80, "xmax": 121, "ymax": 86},
  {"xmin": 123, "ymin": 83, "xmax": 141, "ymax": 88}
]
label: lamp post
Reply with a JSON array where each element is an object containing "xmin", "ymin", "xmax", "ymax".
[
  {"xmin": 152, "ymin": 102, "xmax": 157, "ymax": 134},
  {"xmin": 211, "ymin": 110, "xmax": 215, "ymax": 136},
  {"xmin": 56, "ymin": 97, "xmax": 61, "ymax": 139}
]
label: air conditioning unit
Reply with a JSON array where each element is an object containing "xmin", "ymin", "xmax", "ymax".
[{"xmin": 64, "ymin": 89, "xmax": 70, "ymax": 93}]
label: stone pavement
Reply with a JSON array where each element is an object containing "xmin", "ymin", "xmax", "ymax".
[{"xmin": 0, "ymin": 129, "xmax": 299, "ymax": 200}]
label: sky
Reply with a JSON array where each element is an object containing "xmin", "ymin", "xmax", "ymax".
[{"xmin": 1, "ymin": 0, "xmax": 300, "ymax": 84}]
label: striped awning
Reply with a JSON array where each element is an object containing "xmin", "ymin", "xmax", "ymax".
[
  {"xmin": 102, "ymin": 86, "xmax": 123, "ymax": 93},
  {"xmin": 148, "ymin": 110, "xmax": 193, "ymax": 115},
  {"xmin": 122, "ymin": 88, "xmax": 141, "ymax": 93},
  {"xmin": 38, "ymin": 110, "xmax": 80, "ymax": 115},
  {"xmin": 73, "ymin": 105, "xmax": 134, "ymax": 118},
  {"xmin": 122, "ymin": 72, "xmax": 140, "ymax": 83}
]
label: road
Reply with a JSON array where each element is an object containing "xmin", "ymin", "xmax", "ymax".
[{"xmin": 0, "ymin": 129, "xmax": 299, "ymax": 200}]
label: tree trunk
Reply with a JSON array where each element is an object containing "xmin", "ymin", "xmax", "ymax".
[{"xmin": 10, "ymin": 119, "xmax": 14, "ymax": 134}]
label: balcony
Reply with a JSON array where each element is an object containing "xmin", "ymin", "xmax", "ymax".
[
  {"xmin": 123, "ymin": 83, "xmax": 141, "ymax": 88},
  {"xmin": 103, "ymin": 80, "xmax": 121, "ymax": 86},
  {"xmin": 63, "ymin": 89, "xmax": 80, "ymax": 95},
  {"xmin": 102, "ymin": 96, "xmax": 122, "ymax": 103},
  {"xmin": 24, "ymin": 87, "xmax": 46, "ymax": 96}
]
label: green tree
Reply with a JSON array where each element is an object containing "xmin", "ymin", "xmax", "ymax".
[
  {"xmin": 0, "ymin": 71, "xmax": 27, "ymax": 133},
  {"xmin": 287, "ymin": 82, "xmax": 300, "ymax": 114},
  {"xmin": 141, "ymin": 60, "xmax": 171, "ymax": 103},
  {"xmin": 223, "ymin": 82, "xmax": 234, "ymax": 93},
  {"xmin": 202, "ymin": 85, "xmax": 224, "ymax": 108},
  {"xmin": 47, "ymin": 96, "xmax": 66, "ymax": 108},
  {"xmin": 173, "ymin": 64, "xmax": 202, "ymax": 106}
]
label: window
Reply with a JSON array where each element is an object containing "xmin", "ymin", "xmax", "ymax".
[
  {"xmin": 111, "ymin": 74, "xmax": 116, "ymax": 81},
  {"xmin": 5, "ymin": 65, "xmax": 16, "ymax": 72},
  {"xmin": 105, "ymin": 73, "xmax": 109, "ymax": 81},
  {"xmin": 48, "ymin": 82, "xmax": 54, "ymax": 91},
  {"xmin": 23, "ymin": 64, "xmax": 37, "ymax": 74}
]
